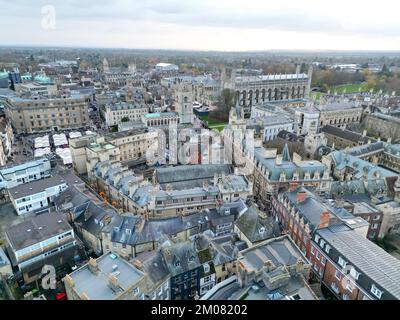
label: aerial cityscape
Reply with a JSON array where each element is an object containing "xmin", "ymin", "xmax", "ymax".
[{"xmin": 0, "ymin": 0, "xmax": 400, "ymax": 307}]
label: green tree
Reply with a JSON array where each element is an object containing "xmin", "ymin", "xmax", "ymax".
[{"xmin": 209, "ymin": 89, "xmax": 235, "ymax": 122}]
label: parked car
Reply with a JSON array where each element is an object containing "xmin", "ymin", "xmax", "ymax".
[{"xmin": 55, "ymin": 292, "xmax": 67, "ymax": 300}]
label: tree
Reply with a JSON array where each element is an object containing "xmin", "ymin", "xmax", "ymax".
[
  {"xmin": 209, "ymin": 89, "xmax": 235, "ymax": 122},
  {"xmin": 381, "ymin": 64, "xmax": 390, "ymax": 76}
]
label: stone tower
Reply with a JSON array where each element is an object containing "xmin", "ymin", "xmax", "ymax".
[
  {"xmin": 394, "ymin": 176, "xmax": 400, "ymax": 202},
  {"xmin": 229, "ymin": 97, "xmax": 246, "ymax": 130},
  {"xmin": 102, "ymin": 57, "xmax": 110, "ymax": 72},
  {"xmin": 175, "ymin": 83, "xmax": 194, "ymax": 124}
]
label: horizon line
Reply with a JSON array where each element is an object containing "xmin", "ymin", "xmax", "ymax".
[{"xmin": 1, "ymin": 44, "xmax": 400, "ymax": 54}]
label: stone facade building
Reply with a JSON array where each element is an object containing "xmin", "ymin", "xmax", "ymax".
[
  {"xmin": 233, "ymin": 69, "xmax": 312, "ymax": 117},
  {"xmin": 1, "ymin": 92, "xmax": 90, "ymax": 134}
]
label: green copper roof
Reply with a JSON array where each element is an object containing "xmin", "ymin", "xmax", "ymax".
[{"xmin": 34, "ymin": 75, "xmax": 52, "ymax": 84}]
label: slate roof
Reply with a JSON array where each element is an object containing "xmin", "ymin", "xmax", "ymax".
[
  {"xmin": 161, "ymin": 241, "xmax": 201, "ymax": 277},
  {"xmin": 321, "ymin": 125, "xmax": 371, "ymax": 144},
  {"xmin": 317, "ymin": 226, "xmax": 400, "ymax": 300},
  {"xmin": 235, "ymin": 207, "xmax": 278, "ymax": 243},
  {"xmin": 254, "ymin": 147, "xmax": 326, "ymax": 181},
  {"xmin": 137, "ymin": 250, "xmax": 170, "ymax": 287},
  {"xmin": 239, "ymin": 235, "xmax": 308, "ymax": 271},
  {"xmin": 155, "ymin": 164, "xmax": 232, "ymax": 187}
]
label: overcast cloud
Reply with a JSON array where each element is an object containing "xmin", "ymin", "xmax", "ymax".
[{"xmin": 1, "ymin": 0, "xmax": 400, "ymax": 50}]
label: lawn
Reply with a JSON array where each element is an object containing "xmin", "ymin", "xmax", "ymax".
[
  {"xmin": 200, "ymin": 115, "xmax": 227, "ymax": 132},
  {"xmin": 311, "ymin": 83, "xmax": 369, "ymax": 100},
  {"xmin": 332, "ymin": 83, "xmax": 368, "ymax": 94}
]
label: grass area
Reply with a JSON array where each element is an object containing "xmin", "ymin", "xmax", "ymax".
[
  {"xmin": 200, "ymin": 115, "xmax": 227, "ymax": 132},
  {"xmin": 332, "ymin": 83, "xmax": 368, "ymax": 94},
  {"xmin": 311, "ymin": 83, "xmax": 369, "ymax": 100}
]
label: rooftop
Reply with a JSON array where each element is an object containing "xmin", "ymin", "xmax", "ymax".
[
  {"xmin": 318, "ymin": 226, "xmax": 400, "ymax": 300},
  {"xmin": 8, "ymin": 172, "xmax": 82, "ymax": 199},
  {"xmin": 67, "ymin": 252, "xmax": 145, "ymax": 300},
  {"xmin": 6, "ymin": 213, "xmax": 72, "ymax": 251}
]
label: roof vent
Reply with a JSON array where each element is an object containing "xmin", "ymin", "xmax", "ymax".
[{"xmin": 27, "ymin": 229, "xmax": 32, "ymax": 232}]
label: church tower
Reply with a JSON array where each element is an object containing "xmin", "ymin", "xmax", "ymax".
[
  {"xmin": 102, "ymin": 57, "xmax": 110, "ymax": 72},
  {"xmin": 175, "ymin": 83, "xmax": 194, "ymax": 124},
  {"xmin": 229, "ymin": 97, "xmax": 246, "ymax": 130}
]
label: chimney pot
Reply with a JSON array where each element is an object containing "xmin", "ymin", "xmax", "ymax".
[{"xmin": 296, "ymin": 191, "xmax": 307, "ymax": 203}]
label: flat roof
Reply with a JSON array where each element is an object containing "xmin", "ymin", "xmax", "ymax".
[
  {"xmin": 6, "ymin": 213, "xmax": 72, "ymax": 251},
  {"xmin": 69, "ymin": 252, "xmax": 144, "ymax": 300}
]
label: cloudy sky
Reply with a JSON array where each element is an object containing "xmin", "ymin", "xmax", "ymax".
[{"xmin": 1, "ymin": 0, "xmax": 400, "ymax": 51}]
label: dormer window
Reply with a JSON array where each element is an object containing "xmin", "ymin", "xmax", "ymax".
[
  {"xmin": 338, "ymin": 256, "xmax": 347, "ymax": 268},
  {"xmin": 325, "ymin": 244, "xmax": 331, "ymax": 254},
  {"xmin": 350, "ymin": 267, "xmax": 360, "ymax": 280},
  {"xmin": 189, "ymin": 255, "xmax": 195, "ymax": 262},
  {"xmin": 371, "ymin": 284, "xmax": 383, "ymax": 299}
]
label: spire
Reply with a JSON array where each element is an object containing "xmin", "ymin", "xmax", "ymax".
[{"xmin": 282, "ymin": 143, "xmax": 291, "ymax": 162}]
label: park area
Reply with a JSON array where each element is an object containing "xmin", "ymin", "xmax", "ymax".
[
  {"xmin": 200, "ymin": 115, "xmax": 227, "ymax": 132},
  {"xmin": 311, "ymin": 83, "xmax": 369, "ymax": 99}
]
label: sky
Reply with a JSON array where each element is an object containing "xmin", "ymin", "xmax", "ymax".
[{"xmin": 1, "ymin": 0, "xmax": 400, "ymax": 51}]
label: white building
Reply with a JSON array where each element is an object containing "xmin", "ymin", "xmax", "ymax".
[
  {"xmin": 0, "ymin": 158, "xmax": 51, "ymax": 189},
  {"xmin": 155, "ymin": 63, "xmax": 179, "ymax": 72},
  {"xmin": 142, "ymin": 112, "xmax": 180, "ymax": 127},
  {"xmin": 5, "ymin": 213, "xmax": 77, "ymax": 283},
  {"xmin": 247, "ymin": 113, "xmax": 294, "ymax": 143},
  {"xmin": 295, "ymin": 107, "xmax": 320, "ymax": 135},
  {"xmin": 8, "ymin": 175, "xmax": 69, "ymax": 215},
  {"xmin": 103, "ymin": 102, "xmax": 149, "ymax": 127}
]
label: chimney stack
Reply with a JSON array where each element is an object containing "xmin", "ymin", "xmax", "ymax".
[
  {"xmin": 88, "ymin": 257, "xmax": 99, "ymax": 274},
  {"xmin": 296, "ymin": 191, "xmax": 307, "ymax": 203},
  {"xmin": 132, "ymin": 259, "xmax": 143, "ymax": 270},
  {"xmin": 318, "ymin": 211, "xmax": 330, "ymax": 229},
  {"xmin": 64, "ymin": 274, "xmax": 75, "ymax": 288},
  {"xmin": 108, "ymin": 273, "xmax": 120, "ymax": 292}
]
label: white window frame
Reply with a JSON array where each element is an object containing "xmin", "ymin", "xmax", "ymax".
[
  {"xmin": 335, "ymin": 269, "xmax": 341, "ymax": 280},
  {"xmin": 371, "ymin": 284, "xmax": 383, "ymax": 299},
  {"xmin": 325, "ymin": 244, "xmax": 331, "ymax": 254},
  {"xmin": 338, "ymin": 256, "xmax": 347, "ymax": 268},
  {"xmin": 349, "ymin": 267, "xmax": 360, "ymax": 280}
]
